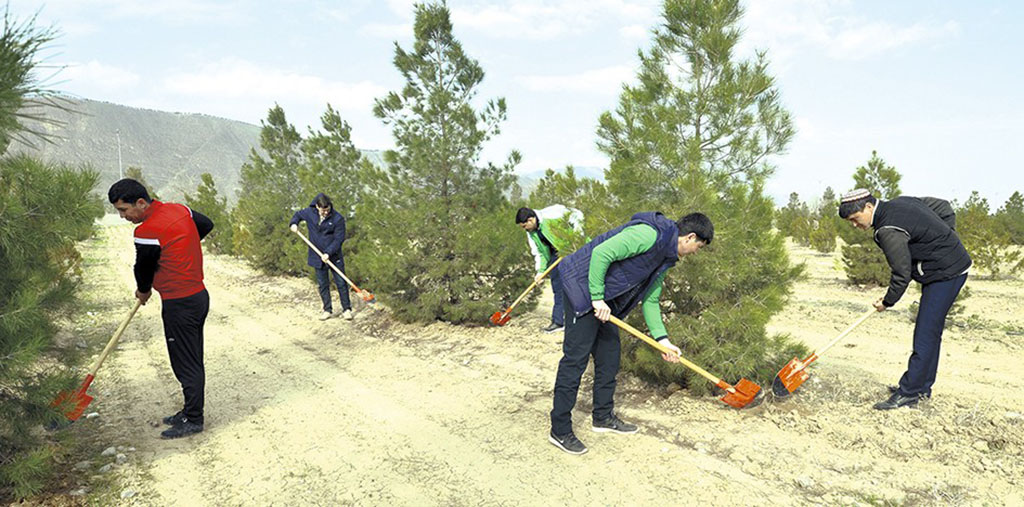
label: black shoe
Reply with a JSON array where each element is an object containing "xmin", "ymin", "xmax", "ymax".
[
  {"xmin": 873, "ymin": 392, "xmax": 920, "ymax": 410},
  {"xmin": 549, "ymin": 431, "xmax": 588, "ymax": 455},
  {"xmin": 592, "ymin": 414, "xmax": 639, "ymax": 434},
  {"xmin": 160, "ymin": 420, "xmax": 204, "ymax": 439},
  {"xmin": 888, "ymin": 385, "xmax": 931, "ymax": 398},
  {"xmin": 162, "ymin": 410, "xmax": 186, "ymax": 426},
  {"xmin": 543, "ymin": 322, "xmax": 565, "ymax": 333}
]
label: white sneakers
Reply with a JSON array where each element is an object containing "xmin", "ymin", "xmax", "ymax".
[
  {"xmin": 342, "ymin": 309, "xmax": 354, "ymax": 321},
  {"xmin": 319, "ymin": 311, "xmax": 332, "ymax": 321}
]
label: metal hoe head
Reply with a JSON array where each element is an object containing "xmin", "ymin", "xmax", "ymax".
[
  {"xmin": 489, "ymin": 310, "xmax": 511, "ymax": 326},
  {"xmin": 720, "ymin": 378, "xmax": 764, "ymax": 409},
  {"xmin": 772, "ymin": 356, "xmax": 809, "ymax": 398}
]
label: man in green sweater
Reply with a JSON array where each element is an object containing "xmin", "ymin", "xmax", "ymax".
[
  {"xmin": 516, "ymin": 205, "xmax": 584, "ymax": 333},
  {"xmin": 549, "ymin": 211, "xmax": 712, "ymax": 455}
]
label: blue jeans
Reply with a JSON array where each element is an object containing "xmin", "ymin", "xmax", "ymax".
[
  {"xmin": 549, "ymin": 256, "xmax": 565, "ymax": 326},
  {"xmin": 314, "ymin": 264, "xmax": 351, "ymax": 313},
  {"xmin": 897, "ymin": 273, "xmax": 967, "ymax": 397}
]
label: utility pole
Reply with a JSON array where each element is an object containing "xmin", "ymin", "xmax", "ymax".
[{"xmin": 116, "ymin": 129, "xmax": 123, "ymax": 179}]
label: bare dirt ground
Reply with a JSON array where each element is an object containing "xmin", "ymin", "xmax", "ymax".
[{"xmin": 57, "ymin": 221, "xmax": 1023, "ymax": 505}]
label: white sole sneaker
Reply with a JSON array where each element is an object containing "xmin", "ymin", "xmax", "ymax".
[
  {"xmin": 591, "ymin": 425, "xmax": 639, "ymax": 434},
  {"xmin": 548, "ymin": 434, "xmax": 588, "ymax": 455}
]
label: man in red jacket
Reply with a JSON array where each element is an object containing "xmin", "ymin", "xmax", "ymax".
[{"xmin": 109, "ymin": 178, "xmax": 213, "ymax": 439}]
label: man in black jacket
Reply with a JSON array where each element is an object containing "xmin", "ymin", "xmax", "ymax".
[
  {"xmin": 290, "ymin": 193, "xmax": 352, "ymax": 321},
  {"xmin": 839, "ymin": 189, "xmax": 971, "ymax": 410}
]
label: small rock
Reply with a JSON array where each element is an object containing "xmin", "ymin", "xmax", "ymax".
[
  {"xmin": 973, "ymin": 440, "xmax": 989, "ymax": 452},
  {"xmin": 85, "ymin": 412, "xmax": 100, "ymax": 420},
  {"xmin": 74, "ymin": 461, "xmax": 91, "ymax": 470},
  {"xmin": 117, "ymin": 446, "xmax": 126, "ymax": 451},
  {"xmin": 70, "ymin": 488, "xmax": 88, "ymax": 496},
  {"xmin": 98, "ymin": 464, "xmax": 112, "ymax": 473},
  {"xmin": 101, "ymin": 446, "xmax": 117, "ymax": 456},
  {"xmin": 796, "ymin": 475, "xmax": 815, "ymax": 489},
  {"xmin": 116, "ymin": 453, "xmax": 128, "ymax": 464},
  {"xmin": 75, "ymin": 340, "xmax": 88, "ymax": 349},
  {"xmin": 666, "ymin": 382, "xmax": 682, "ymax": 394},
  {"xmin": 120, "ymin": 489, "xmax": 136, "ymax": 499},
  {"xmin": 148, "ymin": 420, "xmax": 160, "ymax": 428},
  {"xmin": 1005, "ymin": 411, "xmax": 1023, "ymax": 422},
  {"xmin": 127, "ymin": 447, "xmax": 136, "ymax": 452}
]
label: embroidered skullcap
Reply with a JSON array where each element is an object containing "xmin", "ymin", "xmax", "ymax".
[{"xmin": 840, "ymin": 188, "xmax": 871, "ymax": 203}]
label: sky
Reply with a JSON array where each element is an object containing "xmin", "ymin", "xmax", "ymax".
[{"xmin": 15, "ymin": 0, "xmax": 1024, "ymax": 207}]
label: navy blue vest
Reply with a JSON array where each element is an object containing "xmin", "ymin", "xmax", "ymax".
[{"xmin": 558, "ymin": 212, "xmax": 679, "ymax": 318}]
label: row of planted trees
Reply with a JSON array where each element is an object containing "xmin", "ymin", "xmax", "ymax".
[
  {"xmin": 184, "ymin": 0, "xmax": 808, "ymax": 393},
  {"xmin": 777, "ymin": 150, "xmax": 1024, "ymax": 283}
]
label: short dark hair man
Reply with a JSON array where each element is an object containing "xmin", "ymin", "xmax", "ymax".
[
  {"xmin": 839, "ymin": 189, "xmax": 971, "ymax": 410},
  {"xmin": 290, "ymin": 193, "xmax": 352, "ymax": 321},
  {"xmin": 549, "ymin": 211, "xmax": 712, "ymax": 455},
  {"xmin": 515, "ymin": 205, "xmax": 585, "ymax": 333},
  {"xmin": 108, "ymin": 178, "xmax": 213, "ymax": 439}
]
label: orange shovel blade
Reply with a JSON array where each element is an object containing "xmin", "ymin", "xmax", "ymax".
[
  {"xmin": 359, "ymin": 290, "xmax": 376, "ymax": 304},
  {"xmin": 489, "ymin": 310, "xmax": 511, "ymax": 326},
  {"xmin": 719, "ymin": 378, "xmax": 763, "ymax": 409},
  {"xmin": 773, "ymin": 357, "xmax": 809, "ymax": 397},
  {"xmin": 51, "ymin": 375, "xmax": 95, "ymax": 421}
]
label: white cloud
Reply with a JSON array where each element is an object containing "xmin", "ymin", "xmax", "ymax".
[
  {"xmin": 449, "ymin": 0, "xmax": 659, "ymax": 40},
  {"xmin": 59, "ymin": 60, "xmax": 141, "ymax": 91},
  {"xmin": 359, "ymin": 22, "xmax": 412, "ymax": 38},
  {"xmin": 517, "ymin": 65, "xmax": 634, "ymax": 95},
  {"xmin": 159, "ymin": 59, "xmax": 387, "ymax": 112},
  {"xmin": 619, "ymin": 24, "xmax": 648, "ymax": 40},
  {"xmin": 827, "ymin": 20, "xmax": 961, "ymax": 60}
]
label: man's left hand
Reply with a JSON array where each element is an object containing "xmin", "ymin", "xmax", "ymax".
[
  {"xmin": 321, "ymin": 253, "xmax": 330, "ymax": 262},
  {"xmin": 658, "ymin": 338, "xmax": 681, "ymax": 363},
  {"xmin": 135, "ymin": 289, "xmax": 152, "ymax": 306},
  {"xmin": 873, "ymin": 297, "xmax": 887, "ymax": 312}
]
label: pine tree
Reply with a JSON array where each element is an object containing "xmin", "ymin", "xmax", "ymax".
[
  {"xmin": 353, "ymin": 2, "xmax": 530, "ymax": 323},
  {"xmin": 808, "ymin": 186, "xmax": 840, "ymax": 253},
  {"xmin": 231, "ymin": 104, "xmax": 307, "ymax": 275},
  {"xmin": 840, "ymin": 151, "xmax": 901, "ymax": 285},
  {"xmin": 527, "ymin": 166, "xmax": 611, "ymax": 250},
  {"xmin": 184, "ymin": 173, "xmax": 232, "ymax": 254},
  {"xmin": 776, "ymin": 192, "xmax": 812, "ymax": 244},
  {"xmin": 124, "ymin": 166, "xmax": 160, "ymax": 201},
  {"xmin": 594, "ymin": 0, "xmax": 805, "ymax": 392},
  {"xmin": 957, "ymin": 191, "xmax": 1021, "ymax": 278},
  {"xmin": 995, "ymin": 191, "xmax": 1024, "ymax": 245}
]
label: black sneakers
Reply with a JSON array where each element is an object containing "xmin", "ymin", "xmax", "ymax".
[
  {"xmin": 162, "ymin": 410, "xmax": 186, "ymax": 426},
  {"xmin": 592, "ymin": 414, "xmax": 639, "ymax": 434},
  {"xmin": 549, "ymin": 431, "xmax": 588, "ymax": 455},
  {"xmin": 543, "ymin": 322, "xmax": 565, "ymax": 333},
  {"xmin": 160, "ymin": 420, "xmax": 204, "ymax": 439},
  {"xmin": 873, "ymin": 391, "xmax": 921, "ymax": 410}
]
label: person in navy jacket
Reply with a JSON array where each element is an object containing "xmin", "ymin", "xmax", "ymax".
[{"xmin": 289, "ymin": 193, "xmax": 353, "ymax": 321}]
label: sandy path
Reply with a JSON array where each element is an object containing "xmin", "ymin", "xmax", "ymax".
[{"xmin": 74, "ymin": 223, "xmax": 1023, "ymax": 505}]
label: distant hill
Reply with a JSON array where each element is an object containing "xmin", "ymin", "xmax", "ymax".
[{"xmin": 8, "ymin": 97, "xmax": 599, "ymax": 205}]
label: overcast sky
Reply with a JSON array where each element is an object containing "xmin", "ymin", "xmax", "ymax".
[{"xmin": 17, "ymin": 0, "xmax": 1024, "ymax": 207}]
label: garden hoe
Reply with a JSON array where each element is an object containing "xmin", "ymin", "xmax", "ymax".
[
  {"xmin": 608, "ymin": 315, "xmax": 763, "ymax": 409},
  {"xmin": 489, "ymin": 257, "xmax": 564, "ymax": 326},
  {"xmin": 773, "ymin": 307, "xmax": 876, "ymax": 398},
  {"xmin": 52, "ymin": 299, "xmax": 142, "ymax": 421},
  {"xmin": 293, "ymin": 228, "xmax": 376, "ymax": 305}
]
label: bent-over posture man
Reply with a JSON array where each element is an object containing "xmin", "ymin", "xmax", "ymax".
[{"xmin": 516, "ymin": 205, "xmax": 584, "ymax": 333}]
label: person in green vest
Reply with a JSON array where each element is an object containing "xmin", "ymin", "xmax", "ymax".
[{"xmin": 515, "ymin": 205, "xmax": 584, "ymax": 333}]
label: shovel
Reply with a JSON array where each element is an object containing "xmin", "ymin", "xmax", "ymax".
[
  {"xmin": 608, "ymin": 315, "xmax": 763, "ymax": 409},
  {"xmin": 52, "ymin": 299, "xmax": 142, "ymax": 421},
  {"xmin": 773, "ymin": 307, "xmax": 876, "ymax": 398},
  {"xmin": 489, "ymin": 257, "xmax": 564, "ymax": 326},
  {"xmin": 293, "ymin": 228, "xmax": 375, "ymax": 304}
]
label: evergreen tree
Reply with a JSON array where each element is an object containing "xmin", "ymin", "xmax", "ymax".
[
  {"xmin": 594, "ymin": 0, "xmax": 804, "ymax": 392},
  {"xmin": 527, "ymin": 166, "xmax": 612, "ymax": 250},
  {"xmin": 0, "ymin": 9, "xmax": 67, "ymax": 151},
  {"xmin": 808, "ymin": 186, "xmax": 840, "ymax": 253},
  {"xmin": 957, "ymin": 191, "xmax": 1021, "ymax": 278},
  {"xmin": 353, "ymin": 2, "xmax": 530, "ymax": 323},
  {"xmin": 840, "ymin": 151, "xmax": 901, "ymax": 285},
  {"xmin": 184, "ymin": 173, "xmax": 232, "ymax": 254},
  {"xmin": 776, "ymin": 192, "xmax": 812, "ymax": 244},
  {"xmin": 124, "ymin": 166, "xmax": 159, "ymax": 201},
  {"xmin": 995, "ymin": 191, "xmax": 1024, "ymax": 245},
  {"xmin": 231, "ymin": 104, "xmax": 307, "ymax": 275}
]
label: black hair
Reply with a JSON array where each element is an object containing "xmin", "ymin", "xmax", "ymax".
[
  {"xmin": 676, "ymin": 212, "xmax": 714, "ymax": 245},
  {"xmin": 838, "ymin": 194, "xmax": 878, "ymax": 219},
  {"xmin": 108, "ymin": 178, "xmax": 151, "ymax": 204},
  {"xmin": 515, "ymin": 207, "xmax": 537, "ymax": 224},
  {"xmin": 314, "ymin": 193, "xmax": 333, "ymax": 210}
]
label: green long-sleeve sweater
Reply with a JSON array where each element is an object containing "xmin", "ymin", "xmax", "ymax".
[{"xmin": 588, "ymin": 224, "xmax": 668, "ymax": 340}]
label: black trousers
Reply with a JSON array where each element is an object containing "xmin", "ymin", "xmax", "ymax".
[
  {"xmin": 897, "ymin": 273, "xmax": 967, "ymax": 397},
  {"xmin": 550, "ymin": 293, "xmax": 621, "ymax": 436},
  {"xmin": 315, "ymin": 263, "xmax": 351, "ymax": 313},
  {"xmin": 162, "ymin": 289, "xmax": 209, "ymax": 425}
]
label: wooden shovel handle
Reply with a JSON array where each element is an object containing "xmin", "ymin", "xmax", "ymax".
[
  {"xmin": 607, "ymin": 315, "xmax": 733, "ymax": 392},
  {"xmin": 813, "ymin": 307, "xmax": 876, "ymax": 358},
  {"xmin": 292, "ymin": 228, "xmax": 361, "ymax": 291},
  {"xmin": 89, "ymin": 299, "xmax": 142, "ymax": 377},
  {"xmin": 504, "ymin": 257, "xmax": 564, "ymax": 315}
]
